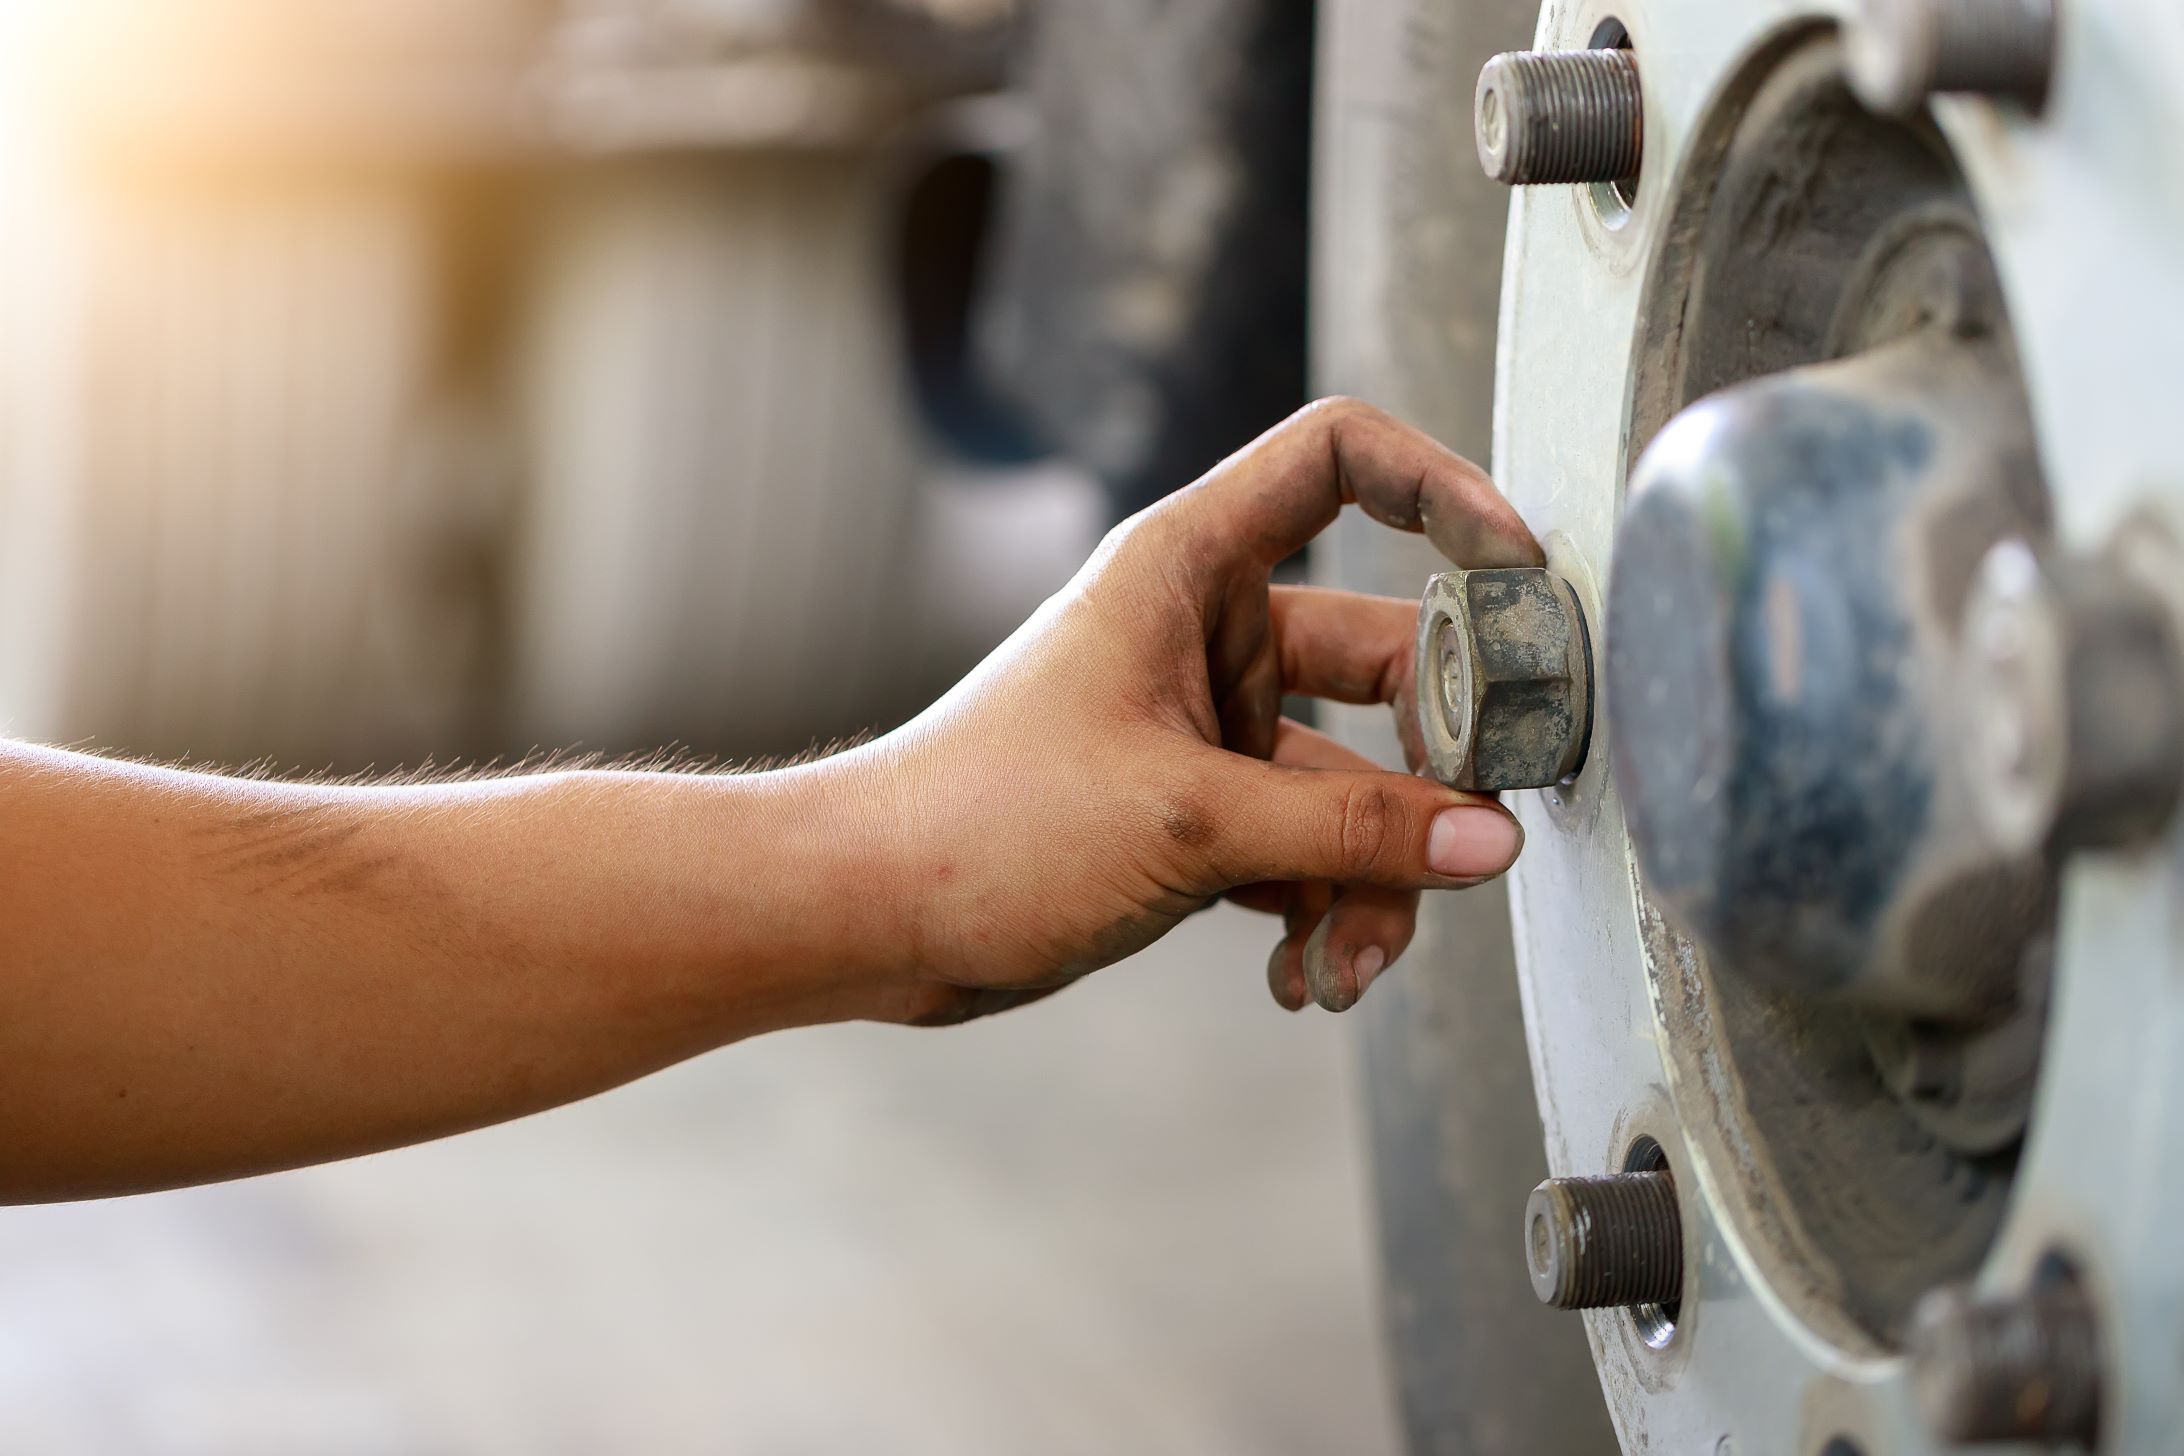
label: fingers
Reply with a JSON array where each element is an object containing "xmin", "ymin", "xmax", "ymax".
[
  {"xmin": 1228, "ymin": 723, "xmax": 1477, "ymax": 1012},
  {"xmin": 1261, "ymin": 880, "xmax": 1426, "ymax": 1013},
  {"xmin": 1304, "ymin": 886, "xmax": 1419, "ymax": 1012},
  {"xmin": 1223, "ymin": 586, "xmax": 1436, "ymax": 775},
  {"xmin": 1265, "ymin": 880, "xmax": 1333, "ymax": 1012},
  {"xmin": 1198, "ymin": 747, "xmax": 1523, "ymax": 892},
  {"xmin": 1214, "ymin": 605, "xmax": 1283, "ymax": 762},
  {"xmin": 1256, "ymin": 722, "xmax": 1425, "ymax": 1012},
  {"xmin": 1269, "ymin": 586, "xmax": 1418, "ymax": 705},
  {"xmin": 1268, "ymin": 587, "xmax": 1437, "ymax": 772},
  {"xmin": 1169, "ymin": 397, "xmax": 1543, "ymax": 571},
  {"xmin": 1258, "ymin": 880, "xmax": 1422, "ymax": 1014}
]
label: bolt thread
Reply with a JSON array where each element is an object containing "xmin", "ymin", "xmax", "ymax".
[
  {"xmin": 1930, "ymin": 0, "xmax": 2055, "ymax": 102},
  {"xmin": 1910, "ymin": 1283, "xmax": 2102, "ymax": 1443},
  {"xmin": 1476, "ymin": 49, "xmax": 1643, "ymax": 186},
  {"xmin": 1525, "ymin": 1171, "xmax": 1682, "ymax": 1309}
]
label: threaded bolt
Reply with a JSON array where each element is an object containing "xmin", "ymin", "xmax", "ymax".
[
  {"xmin": 1908, "ymin": 1280, "xmax": 2102, "ymax": 1445},
  {"xmin": 1474, "ymin": 49, "xmax": 1643, "ymax": 186},
  {"xmin": 1845, "ymin": 0, "xmax": 2056, "ymax": 117},
  {"xmin": 1523, "ymin": 1170, "xmax": 1682, "ymax": 1309}
]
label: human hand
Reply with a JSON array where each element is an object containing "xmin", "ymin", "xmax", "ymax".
[
  {"xmin": 0, "ymin": 399, "xmax": 1543, "ymax": 1200},
  {"xmin": 841, "ymin": 398, "xmax": 1543, "ymax": 1023}
]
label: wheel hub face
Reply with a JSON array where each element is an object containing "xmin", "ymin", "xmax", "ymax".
[{"xmin": 1493, "ymin": 1, "xmax": 2184, "ymax": 1450}]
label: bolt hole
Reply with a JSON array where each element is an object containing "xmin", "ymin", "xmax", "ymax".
[
  {"xmin": 1433, "ymin": 613, "xmax": 1470, "ymax": 741},
  {"xmin": 2033, "ymin": 1247, "xmax": 2086, "ymax": 1293},
  {"xmin": 1623, "ymin": 1134, "xmax": 1680, "ymax": 1348},
  {"xmin": 1547, "ymin": 765, "xmax": 1582, "ymax": 808},
  {"xmin": 1587, "ymin": 17, "xmax": 1642, "ymax": 225}
]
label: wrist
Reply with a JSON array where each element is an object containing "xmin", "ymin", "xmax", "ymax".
[
  {"xmin": 685, "ymin": 749, "xmax": 922, "ymax": 1028},
  {"xmin": 452, "ymin": 762, "xmax": 913, "ymax": 1044}
]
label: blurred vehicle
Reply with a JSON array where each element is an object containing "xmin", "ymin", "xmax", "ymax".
[
  {"xmin": 0, "ymin": 0, "xmax": 1318, "ymax": 761},
  {"xmin": 0, "ymin": 0, "xmax": 1014, "ymax": 767}
]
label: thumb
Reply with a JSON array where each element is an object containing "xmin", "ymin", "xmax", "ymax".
[{"xmin": 1200, "ymin": 755, "xmax": 1525, "ymax": 891}]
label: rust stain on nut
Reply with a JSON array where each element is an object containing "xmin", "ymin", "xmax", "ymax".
[{"xmin": 1414, "ymin": 568, "xmax": 1595, "ymax": 791}]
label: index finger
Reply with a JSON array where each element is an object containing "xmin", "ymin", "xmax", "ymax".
[
  {"xmin": 1270, "ymin": 586, "xmax": 1416, "ymax": 705},
  {"xmin": 1171, "ymin": 397, "xmax": 1544, "ymax": 570}
]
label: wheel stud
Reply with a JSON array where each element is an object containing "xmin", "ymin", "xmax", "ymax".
[
  {"xmin": 1524, "ymin": 1169, "xmax": 1682, "ymax": 1310},
  {"xmin": 1844, "ymin": 0, "xmax": 2057, "ymax": 116},
  {"xmin": 1909, "ymin": 1277, "xmax": 2102, "ymax": 1445},
  {"xmin": 1474, "ymin": 48, "xmax": 1643, "ymax": 186}
]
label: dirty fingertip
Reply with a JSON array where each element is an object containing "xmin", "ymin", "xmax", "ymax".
[
  {"xmin": 1304, "ymin": 919, "xmax": 1360, "ymax": 1013},
  {"xmin": 1266, "ymin": 940, "xmax": 1309, "ymax": 1013},
  {"xmin": 1420, "ymin": 495, "xmax": 1546, "ymax": 569}
]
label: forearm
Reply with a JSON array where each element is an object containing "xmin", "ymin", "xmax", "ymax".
[
  {"xmin": 0, "ymin": 401, "xmax": 1533, "ymax": 1200},
  {"xmin": 0, "ymin": 744, "xmax": 899, "ymax": 1202}
]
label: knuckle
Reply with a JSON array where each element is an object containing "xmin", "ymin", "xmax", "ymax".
[
  {"xmin": 1297, "ymin": 394, "xmax": 1391, "ymax": 445},
  {"xmin": 1335, "ymin": 780, "xmax": 1405, "ymax": 879},
  {"xmin": 1149, "ymin": 776, "xmax": 1246, "ymax": 897},
  {"xmin": 1158, "ymin": 787, "xmax": 1219, "ymax": 851},
  {"xmin": 1117, "ymin": 497, "xmax": 1200, "ymax": 569},
  {"xmin": 1085, "ymin": 512, "xmax": 1150, "ymax": 573},
  {"xmin": 1297, "ymin": 394, "xmax": 1365, "ymax": 427}
]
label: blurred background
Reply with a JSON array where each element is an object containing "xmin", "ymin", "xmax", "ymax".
[{"xmin": 0, "ymin": 1, "xmax": 1394, "ymax": 1450}]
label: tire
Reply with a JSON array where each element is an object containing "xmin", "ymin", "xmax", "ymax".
[
  {"xmin": 974, "ymin": 0, "xmax": 1313, "ymax": 519},
  {"xmin": 1312, "ymin": 3, "xmax": 1620, "ymax": 1452}
]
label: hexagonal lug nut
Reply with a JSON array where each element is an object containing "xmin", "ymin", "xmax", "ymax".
[{"xmin": 1415, "ymin": 568, "xmax": 1594, "ymax": 792}]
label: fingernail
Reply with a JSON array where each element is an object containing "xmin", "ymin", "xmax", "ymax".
[
  {"xmin": 1353, "ymin": 945, "xmax": 1387, "ymax": 995},
  {"xmin": 1429, "ymin": 806, "xmax": 1522, "ymax": 878}
]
